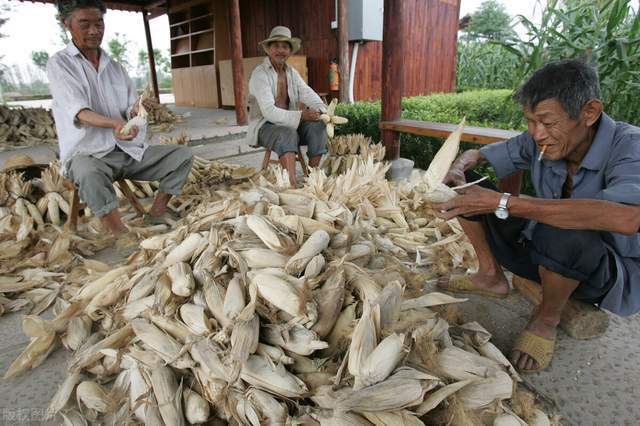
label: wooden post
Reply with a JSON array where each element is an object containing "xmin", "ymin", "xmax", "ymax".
[
  {"xmin": 338, "ymin": 0, "xmax": 350, "ymax": 103},
  {"xmin": 142, "ymin": 10, "xmax": 160, "ymax": 99},
  {"xmin": 381, "ymin": 0, "xmax": 404, "ymax": 160},
  {"xmin": 229, "ymin": 0, "xmax": 247, "ymax": 125}
]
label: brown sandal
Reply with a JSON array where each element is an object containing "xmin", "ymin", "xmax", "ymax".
[{"xmin": 511, "ymin": 330, "xmax": 555, "ymax": 373}]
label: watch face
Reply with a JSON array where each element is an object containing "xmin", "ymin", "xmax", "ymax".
[{"xmin": 495, "ymin": 208, "xmax": 509, "ymax": 220}]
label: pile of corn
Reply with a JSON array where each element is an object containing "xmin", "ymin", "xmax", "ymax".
[
  {"xmin": 320, "ymin": 134, "xmax": 386, "ymax": 176},
  {"xmin": 0, "ymin": 154, "xmax": 554, "ymax": 425},
  {"xmin": 148, "ymin": 104, "xmax": 185, "ymax": 133},
  {"xmin": 0, "ymin": 106, "xmax": 57, "ymax": 148}
]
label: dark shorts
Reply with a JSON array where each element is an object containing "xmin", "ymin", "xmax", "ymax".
[
  {"xmin": 465, "ymin": 172, "xmax": 615, "ymax": 304},
  {"xmin": 258, "ymin": 120, "xmax": 328, "ymax": 158}
]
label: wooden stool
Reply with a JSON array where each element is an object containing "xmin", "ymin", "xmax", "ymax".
[
  {"xmin": 261, "ymin": 147, "xmax": 309, "ymax": 177},
  {"xmin": 513, "ymin": 275, "xmax": 609, "ymax": 340},
  {"xmin": 63, "ymin": 179, "xmax": 146, "ymax": 232}
]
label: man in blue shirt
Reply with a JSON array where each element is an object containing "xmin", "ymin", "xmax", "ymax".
[{"xmin": 434, "ymin": 60, "xmax": 640, "ymax": 373}]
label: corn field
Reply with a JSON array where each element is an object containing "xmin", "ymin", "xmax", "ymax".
[{"xmin": 457, "ymin": 0, "xmax": 640, "ymax": 125}]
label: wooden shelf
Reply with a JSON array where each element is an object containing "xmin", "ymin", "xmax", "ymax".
[
  {"xmin": 169, "ymin": 1, "xmax": 218, "ymax": 107},
  {"xmin": 190, "ymin": 48, "xmax": 215, "ymax": 55},
  {"xmin": 170, "ymin": 33, "xmax": 190, "ymax": 41},
  {"xmin": 169, "ymin": 13, "xmax": 214, "ymax": 28},
  {"xmin": 169, "ymin": 2, "xmax": 214, "ymax": 70}
]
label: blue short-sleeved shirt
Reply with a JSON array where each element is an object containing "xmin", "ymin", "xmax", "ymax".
[{"xmin": 480, "ymin": 113, "xmax": 640, "ymax": 316}]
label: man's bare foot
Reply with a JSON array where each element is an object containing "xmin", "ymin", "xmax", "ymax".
[
  {"xmin": 438, "ymin": 270, "xmax": 509, "ymax": 298},
  {"xmin": 468, "ymin": 271, "xmax": 510, "ymax": 296},
  {"xmin": 510, "ymin": 307, "xmax": 558, "ymax": 371}
]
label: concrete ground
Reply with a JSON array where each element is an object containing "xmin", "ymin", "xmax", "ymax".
[{"xmin": 0, "ymin": 104, "xmax": 638, "ymax": 425}]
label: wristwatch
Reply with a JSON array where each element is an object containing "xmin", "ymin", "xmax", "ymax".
[{"xmin": 494, "ymin": 192, "xmax": 511, "ymax": 220}]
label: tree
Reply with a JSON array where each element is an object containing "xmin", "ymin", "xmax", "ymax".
[
  {"xmin": 31, "ymin": 51, "xmax": 50, "ymax": 72},
  {"xmin": 107, "ymin": 32, "xmax": 131, "ymax": 69},
  {"xmin": 463, "ymin": 0, "xmax": 515, "ymax": 41},
  {"xmin": 137, "ymin": 48, "xmax": 171, "ymax": 78},
  {"xmin": 0, "ymin": 3, "xmax": 12, "ymax": 98},
  {"xmin": 57, "ymin": 20, "xmax": 70, "ymax": 46}
]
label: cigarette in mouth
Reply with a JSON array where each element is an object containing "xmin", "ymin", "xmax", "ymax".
[{"xmin": 538, "ymin": 145, "xmax": 547, "ymax": 161}]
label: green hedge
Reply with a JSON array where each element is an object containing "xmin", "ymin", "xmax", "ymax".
[{"xmin": 335, "ymin": 89, "xmax": 534, "ymax": 193}]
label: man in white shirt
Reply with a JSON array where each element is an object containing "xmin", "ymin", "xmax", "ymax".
[
  {"xmin": 247, "ymin": 26, "xmax": 327, "ymax": 188},
  {"xmin": 48, "ymin": 0, "xmax": 192, "ymax": 246}
]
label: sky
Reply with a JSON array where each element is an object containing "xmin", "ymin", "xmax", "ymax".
[
  {"xmin": 0, "ymin": 0, "xmax": 637, "ymax": 83},
  {"xmin": 0, "ymin": 0, "xmax": 171, "ymax": 82}
]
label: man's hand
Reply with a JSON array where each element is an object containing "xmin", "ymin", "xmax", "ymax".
[
  {"xmin": 443, "ymin": 164, "xmax": 467, "ymax": 187},
  {"xmin": 442, "ymin": 149, "xmax": 486, "ymax": 187},
  {"xmin": 113, "ymin": 120, "xmax": 138, "ymax": 141},
  {"xmin": 431, "ymin": 185, "xmax": 502, "ymax": 220},
  {"xmin": 301, "ymin": 108, "xmax": 320, "ymax": 122}
]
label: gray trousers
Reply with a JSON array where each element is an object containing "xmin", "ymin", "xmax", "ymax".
[
  {"xmin": 67, "ymin": 145, "xmax": 193, "ymax": 217},
  {"xmin": 258, "ymin": 121, "xmax": 328, "ymax": 158}
]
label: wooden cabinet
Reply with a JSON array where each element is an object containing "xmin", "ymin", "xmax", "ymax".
[
  {"xmin": 169, "ymin": 1, "xmax": 218, "ymax": 107},
  {"xmin": 218, "ymin": 56, "xmax": 308, "ymax": 107},
  {"xmin": 172, "ymin": 65, "xmax": 218, "ymax": 108}
]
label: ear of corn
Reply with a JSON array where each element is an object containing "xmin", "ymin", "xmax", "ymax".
[
  {"xmin": 263, "ymin": 324, "xmax": 328, "ymax": 356},
  {"xmin": 311, "ymin": 267, "xmax": 345, "ymax": 338},
  {"xmin": 183, "ymin": 388, "xmax": 210, "ymax": 424},
  {"xmin": 223, "ymin": 274, "xmax": 246, "ymax": 322},
  {"xmin": 356, "ymin": 333, "xmax": 408, "ymax": 389},
  {"xmin": 179, "ymin": 303, "xmax": 212, "ymax": 336},
  {"xmin": 457, "ymin": 370, "xmax": 513, "ymax": 409},
  {"xmin": 150, "ymin": 365, "xmax": 185, "ymax": 425},
  {"xmin": 240, "ymin": 248, "xmax": 289, "ymax": 269},
  {"xmin": 241, "ymin": 354, "xmax": 308, "ymax": 398},
  {"xmin": 131, "ymin": 318, "xmax": 194, "ymax": 369},
  {"xmin": 167, "ymin": 262, "xmax": 195, "ymax": 297},
  {"xmin": 76, "ymin": 380, "xmax": 113, "ymax": 414},
  {"xmin": 285, "ymin": 230, "xmax": 330, "ymax": 275},
  {"xmin": 348, "ymin": 303, "xmax": 380, "ymax": 378}
]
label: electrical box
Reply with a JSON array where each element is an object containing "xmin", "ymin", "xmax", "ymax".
[{"xmin": 347, "ymin": 0, "xmax": 383, "ymax": 41}]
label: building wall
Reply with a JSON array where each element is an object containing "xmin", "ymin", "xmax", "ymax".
[
  {"xmin": 239, "ymin": 0, "xmax": 460, "ymax": 101},
  {"xmin": 171, "ymin": 0, "xmax": 460, "ymax": 103}
]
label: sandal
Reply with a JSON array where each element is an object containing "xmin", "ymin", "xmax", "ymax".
[
  {"xmin": 437, "ymin": 275, "xmax": 509, "ymax": 299},
  {"xmin": 511, "ymin": 329, "xmax": 555, "ymax": 373}
]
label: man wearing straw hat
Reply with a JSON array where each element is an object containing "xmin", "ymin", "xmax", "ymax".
[
  {"xmin": 433, "ymin": 59, "xmax": 640, "ymax": 373},
  {"xmin": 47, "ymin": 0, "xmax": 193, "ymax": 248},
  {"xmin": 248, "ymin": 26, "xmax": 328, "ymax": 188}
]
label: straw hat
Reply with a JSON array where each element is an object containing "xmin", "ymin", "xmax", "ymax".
[
  {"xmin": 1, "ymin": 154, "xmax": 47, "ymax": 173},
  {"xmin": 260, "ymin": 26, "xmax": 301, "ymax": 54}
]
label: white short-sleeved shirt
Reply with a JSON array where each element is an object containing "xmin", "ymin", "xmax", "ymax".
[{"xmin": 47, "ymin": 42, "xmax": 147, "ymax": 173}]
